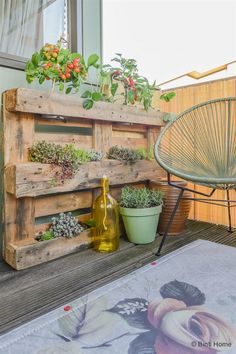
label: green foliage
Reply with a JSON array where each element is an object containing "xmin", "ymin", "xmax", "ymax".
[
  {"xmin": 25, "ymin": 37, "xmax": 175, "ymax": 112},
  {"xmin": 107, "ymin": 146, "xmax": 145, "ymax": 164},
  {"xmin": 99, "ymin": 54, "xmax": 157, "ymax": 111},
  {"xmin": 135, "ymin": 147, "xmax": 154, "ymax": 160},
  {"xmin": 25, "ymin": 39, "xmax": 99, "ymax": 94},
  {"xmin": 37, "ymin": 230, "xmax": 54, "ymax": 242},
  {"xmin": 160, "ymin": 92, "xmax": 176, "ymax": 102},
  {"xmin": 120, "ymin": 186, "xmax": 163, "ymax": 209},
  {"xmin": 87, "ymin": 54, "xmax": 99, "ymax": 68},
  {"xmin": 83, "ymin": 219, "xmax": 96, "ymax": 228},
  {"xmin": 29, "ymin": 141, "xmax": 99, "ymax": 181},
  {"xmin": 50, "ymin": 212, "xmax": 85, "ymax": 238}
]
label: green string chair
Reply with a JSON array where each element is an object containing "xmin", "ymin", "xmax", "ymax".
[{"xmin": 154, "ymin": 97, "xmax": 236, "ymax": 255}]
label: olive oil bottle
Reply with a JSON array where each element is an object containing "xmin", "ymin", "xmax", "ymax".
[{"xmin": 92, "ymin": 176, "xmax": 119, "ymax": 252}]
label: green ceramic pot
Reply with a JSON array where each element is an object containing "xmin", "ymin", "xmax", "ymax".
[{"xmin": 119, "ymin": 204, "xmax": 162, "ymax": 244}]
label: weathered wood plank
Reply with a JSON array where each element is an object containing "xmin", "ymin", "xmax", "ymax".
[
  {"xmin": 6, "ymin": 230, "xmax": 91, "ymax": 270},
  {"xmin": 112, "ymin": 136, "xmax": 148, "ymax": 149},
  {"xmin": 147, "ymin": 126, "xmax": 161, "ymax": 153},
  {"xmin": 36, "ymin": 117, "xmax": 92, "ymax": 128},
  {"xmin": 34, "ymin": 132, "xmax": 92, "ymax": 148},
  {"xmin": 35, "ymin": 191, "xmax": 92, "ymax": 217},
  {"xmin": 92, "ymin": 122, "xmax": 112, "ymax": 152},
  {"xmin": 5, "ymin": 88, "xmax": 166, "ymax": 126},
  {"xmin": 3, "ymin": 95, "xmax": 35, "ymax": 247},
  {"xmin": 6, "ymin": 160, "xmax": 165, "ymax": 198},
  {"xmin": 112, "ymin": 130, "xmax": 145, "ymax": 139},
  {"xmin": 112, "ymin": 123, "xmax": 147, "ymax": 133}
]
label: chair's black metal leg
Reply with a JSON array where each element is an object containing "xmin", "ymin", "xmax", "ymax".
[
  {"xmin": 156, "ymin": 188, "xmax": 185, "ymax": 256},
  {"xmin": 227, "ymin": 190, "xmax": 233, "ymax": 233}
]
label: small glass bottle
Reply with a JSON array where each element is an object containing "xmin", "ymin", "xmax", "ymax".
[{"xmin": 92, "ymin": 176, "xmax": 119, "ymax": 252}]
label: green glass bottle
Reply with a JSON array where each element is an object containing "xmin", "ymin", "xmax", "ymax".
[{"xmin": 92, "ymin": 176, "xmax": 119, "ymax": 252}]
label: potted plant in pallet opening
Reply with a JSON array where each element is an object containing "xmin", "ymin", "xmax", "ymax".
[{"xmin": 119, "ymin": 186, "xmax": 163, "ymax": 244}]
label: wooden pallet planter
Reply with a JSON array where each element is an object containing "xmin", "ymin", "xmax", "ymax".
[{"xmin": 2, "ymin": 88, "xmax": 166, "ymax": 270}]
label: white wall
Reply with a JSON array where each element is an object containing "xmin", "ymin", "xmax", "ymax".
[{"xmin": 102, "ymin": 0, "xmax": 236, "ymax": 89}]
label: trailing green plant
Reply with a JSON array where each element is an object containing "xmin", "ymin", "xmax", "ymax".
[
  {"xmin": 120, "ymin": 186, "xmax": 163, "ymax": 209},
  {"xmin": 107, "ymin": 146, "xmax": 145, "ymax": 164},
  {"xmin": 36, "ymin": 230, "xmax": 54, "ymax": 242},
  {"xmin": 50, "ymin": 212, "xmax": 85, "ymax": 238},
  {"xmin": 28, "ymin": 141, "xmax": 100, "ymax": 180},
  {"xmin": 25, "ymin": 38, "xmax": 99, "ymax": 94}
]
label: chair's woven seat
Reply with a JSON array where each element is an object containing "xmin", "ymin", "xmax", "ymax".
[{"xmin": 155, "ymin": 98, "xmax": 236, "ymax": 190}]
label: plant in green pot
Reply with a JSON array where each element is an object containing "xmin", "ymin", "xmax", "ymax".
[{"xmin": 119, "ymin": 186, "xmax": 163, "ymax": 244}]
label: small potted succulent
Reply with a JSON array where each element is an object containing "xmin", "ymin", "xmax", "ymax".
[{"xmin": 119, "ymin": 186, "xmax": 163, "ymax": 244}]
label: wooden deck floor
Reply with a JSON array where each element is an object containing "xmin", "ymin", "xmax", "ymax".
[{"xmin": 0, "ymin": 220, "xmax": 236, "ymax": 335}]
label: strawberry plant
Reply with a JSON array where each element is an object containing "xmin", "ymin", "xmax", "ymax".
[
  {"xmin": 81, "ymin": 54, "xmax": 176, "ymax": 111},
  {"xmin": 26, "ymin": 39, "xmax": 99, "ymax": 94}
]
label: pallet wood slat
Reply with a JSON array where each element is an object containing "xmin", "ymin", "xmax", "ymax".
[
  {"xmin": 3, "ymin": 100, "xmax": 35, "ymax": 246},
  {"xmin": 35, "ymin": 191, "xmax": 93, "ymax": 217},
  {"xmin": 5, "ymin": 88, "xmax": 166, "ymax": 126},
  {"xmin": 6, "ymin": 160, "xmax": 164, "ymax": 198},
  {"xmin": 2, "ymin": 88, "xmax": 166, "ymax": 269},
  {"xmin": 34, "ymin": 133, "xmax": 93, "ymax": 148},
  {"xmin": 5, "ymin": 230, "xmax": 91, "ymax": 270}
]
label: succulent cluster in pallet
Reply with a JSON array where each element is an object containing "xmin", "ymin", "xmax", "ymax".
[
  {"xmin": 36, "ymin": 212, "xmax": 85, "ymax": 241},
  {"xmin": 50, "ymin": 212, "xmax": 85, "ymax": 238},
  {"xmin": 87, "ymin": 149, "xmax": 104, "ymax": 161},
  {"xmin": 29, "ymin": 141, "xmax": 103, "ymax": 181},
  {"xmin": 107, "ymin": 145, "xmax": 147, "ymax": 164}
]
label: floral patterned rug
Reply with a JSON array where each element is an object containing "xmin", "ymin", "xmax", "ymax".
[{"xmin": 1, "ymin": 239, "xmax": 236, "ymax": 354}]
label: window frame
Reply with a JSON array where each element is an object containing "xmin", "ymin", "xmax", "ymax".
[{"xmin": 0, "ymin": 0, "xmax": 82, "ymax": 70}]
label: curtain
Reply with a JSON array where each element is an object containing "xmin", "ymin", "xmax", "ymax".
[{"xmin": 0, "ymin": 0, "xmax": 57, "ymax": 58}]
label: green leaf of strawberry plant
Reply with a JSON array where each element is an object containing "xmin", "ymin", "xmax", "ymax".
[
  {"xmin": 160, "ymin": 92, "xmax": 176, "ymax": 102},
  {"xmin": 66, "ymin": 87, "xmax": 72, "ymax": 94},
  {"xmin": 92, "ymin": 92, "xmax": 102, "ymax": 101},
  {"xmin": 81, "ymin": 90, "xmax": 92, "ymax": 98},
  {"xmin": 111, "ymin": 83, "xmax": 118, "ymax": 96},
  {"xmin": 83, "ymin": 99, "xmax": 94, "ymax": 110}
]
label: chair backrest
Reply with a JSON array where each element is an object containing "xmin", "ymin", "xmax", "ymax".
[{"xmin": 155, "ymin": 98, "xmax": 236, "ymax": 187}]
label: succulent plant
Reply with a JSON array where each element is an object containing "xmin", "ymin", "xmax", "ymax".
[
  {"xmin": 107, "ymin": 146, "xmax": 145, "ymax": 164},
  {"xmin": 87, "ymin": 149, "xmax": 104, "ymax": 161},
  {"xmin": 120, "ymin": 186, "xmax": 163, "ymax": 209},
  {"xmin": 29, "ymin": 141, "xmax": 59, "ymax": 164},
  {"xmin": 49, "ymin": 212, "xmax": 85, "ymax": 238},
  {"xmin": 29, "ymin": 141, "xmax": 92, "ymax": 181}
]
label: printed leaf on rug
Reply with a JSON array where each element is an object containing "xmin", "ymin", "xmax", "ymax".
[
  {"xmin": 128, "ymin": 331, "xmax": 156, "ymax": 354},
  {"xmin": 107, "ymin": 298, "xmax": 153, "ymax": 330},
  {"xmin": 160, "ymin": 280, "xmax": 206, "ymax": 306}
]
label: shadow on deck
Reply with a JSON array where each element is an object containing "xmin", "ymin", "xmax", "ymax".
[{"xmin": 0, "ymin": 220, "xmax": 235, "ymax": 335}]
